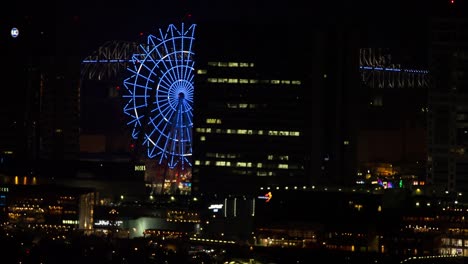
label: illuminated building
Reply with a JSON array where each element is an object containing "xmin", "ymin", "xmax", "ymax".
[
  {"xmin": 197, "ymin": 194, "xmax": 256, "ymax": 242},
  {"xmin": 379, "ymin": 189, "xmax": 468, "ymax": 257},
  {"xmin": 251, "ymin": 186, "xmax": 468, "ymax": 257},
  {"xmin": 192, "ymin": 23, "xmax": 310, "ymax": 195},
  {"xmin": 0, "ymin": 183, "xmax": 96, "ymax": 231},
  {"xmin": 92, "ymin": 196, "xmax": 200, "ymax": 239}
]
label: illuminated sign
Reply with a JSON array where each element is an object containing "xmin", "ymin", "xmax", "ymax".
[
  {"xmin": 134, "ymin": 165, "xmax": 146, "ymax": 171},
  {"xmin": 258, "ymin": 191, "xmax": 272, "ymax": 202},
  {"xmin": 208, "ymin": 204, "xmax": 223, "ymax": 212},
  {"xmin": 11, "ymin": 27, "xmax": 19, "ymax": 38},
  {"xmin": 94, "ymin": 220, "xmax": 123, "ymax": 227}
]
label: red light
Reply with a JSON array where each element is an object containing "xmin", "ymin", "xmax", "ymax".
[
  {"xmin": 187, "ymin": 13, "xmax": 192, "ymax": 18},
  {"xmin": 139, "ymin": 32, "xmax": 144, "ymax": 36},
  {"xmin": 116, "ymin": 86, "xmax": 120, "ymax": 90},
  {"xmin": 450, "ymin": 0, "xmax": 454, "ymax": 4},
  {"xmin": 130, "ymin": 143, "xmax": 135, "ymax": 149}
]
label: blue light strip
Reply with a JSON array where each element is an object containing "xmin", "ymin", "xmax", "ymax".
[
  {"xmin": 359, "ymin": 66, "xmax": 429, "ymax": 74},
  {"xmin": 82, "ymin": 59, "xmax": 131, "ymax": 63}
]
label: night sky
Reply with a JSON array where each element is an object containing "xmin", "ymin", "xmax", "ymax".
[{"xmin": 3, "ymin": 0, "xmax": 455, "ymax": 57}]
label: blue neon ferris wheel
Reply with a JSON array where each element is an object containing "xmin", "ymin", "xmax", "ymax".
[{"xmin": 122, "ymin": 23, "xmax": 196, "ymax": 170}]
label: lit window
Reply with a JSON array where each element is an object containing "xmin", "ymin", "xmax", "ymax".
[
  {"xmin": 236, "ymin": 162, "xmax": 247, "ymax": 167},
  {"xmin": 216, "ymin": 161, "xmax": 226, "ymax": 166},
  {"xmin": 206, "ymin": 118, "xmax": 222, "ymax": 124}
]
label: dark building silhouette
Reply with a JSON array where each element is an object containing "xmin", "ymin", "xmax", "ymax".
[
  {"xmin": 309, "ymin": 23, "xmax": 362, "ymax": 187},
  {"xmin": 357, "ymin": 47, "xmax": 429, "ymax": 187},
  {"xmin": 1, "ymin": 16, "xmax": 80, "ymax": 176},
  {"xmin": 427, "ymin": 9, "xmax": 468, "ymax": 192}
]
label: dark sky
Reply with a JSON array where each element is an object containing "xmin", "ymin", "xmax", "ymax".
[{"xmin": 1, "ymin": 0, "xmax": 463, "ymax": 59}]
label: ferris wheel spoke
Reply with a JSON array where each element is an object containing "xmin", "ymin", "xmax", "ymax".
[
  {"xmin": 161, "ymin": 61, "xmax": 179, "ymax": 85},
  {"xmin": 181, "ymin": 64, "xmax": 191, "ymax": 82},
  {"xmin": 131, "ymin": 82, "xmax": 153, "ymax": 91},
  {"xmin": 161, "ymin": 40, "xmax": 176, "ymax": 71},
  {"xmin": 145, "ymin": 118, "xmax": 162, "ymax": 140},
  {"xmin": 153, "ymin": 102, "xmax": 172, "ymax": 119},
  {"xmin": 135, "ymin": 70, "xmax": 156, "ymax": 84},
  {"xmin": 180, "ymin": 34, "xmax": 185, "ymax": 64},
  {"xmin": 142, "ymin": 47, "xmax": 159, "ymax": 66},
  {"xmin": 181, "ymin": 98, "xmax": 193, "ymax": 112},
  {"xmin": 158, "ymin": 78, "xmax": 173, "ymax": 92},
  {"xmin": 184, "ymin": 127, "xmax": 192, "ymax": 143},
  {"xmin": 177, "ymin": 58, "xmax": 188, "ymax": 81},
  {"xmin": 185, "ymin": 69, "xmax": 195, "ymax": 84},
  {"xmin": 138, "ymin": 61, "xmax": 157, "ymax": 77}
]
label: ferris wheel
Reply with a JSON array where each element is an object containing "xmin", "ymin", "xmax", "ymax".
[{"xmin": 122, "ymin": 23, "xmax": 196, "ymax": 172}]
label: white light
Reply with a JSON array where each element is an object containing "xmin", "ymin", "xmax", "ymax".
[{"xmin": 11, "ymin": 27, "xmax": 19, "ymax": 38}]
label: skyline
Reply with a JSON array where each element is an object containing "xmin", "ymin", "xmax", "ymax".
[
  {"xmin": 0, "ymin": 0, "xmax": 466, "ymax": 191},
  {"xmin": 0, "ymin": 2, "xmax": 468, "ymax": 262}
]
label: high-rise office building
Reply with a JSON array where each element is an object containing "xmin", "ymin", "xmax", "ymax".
[
  {"xmin": 191, "ymin": 22, "xmax": 364, "ymax": 195},
  {"xmin": 192, "ymin": 23, "xmax": 309, "ymax": 195},
  {"xmin": 427, "ymin": 10, "xmax": 468, "ymax": 192}
]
